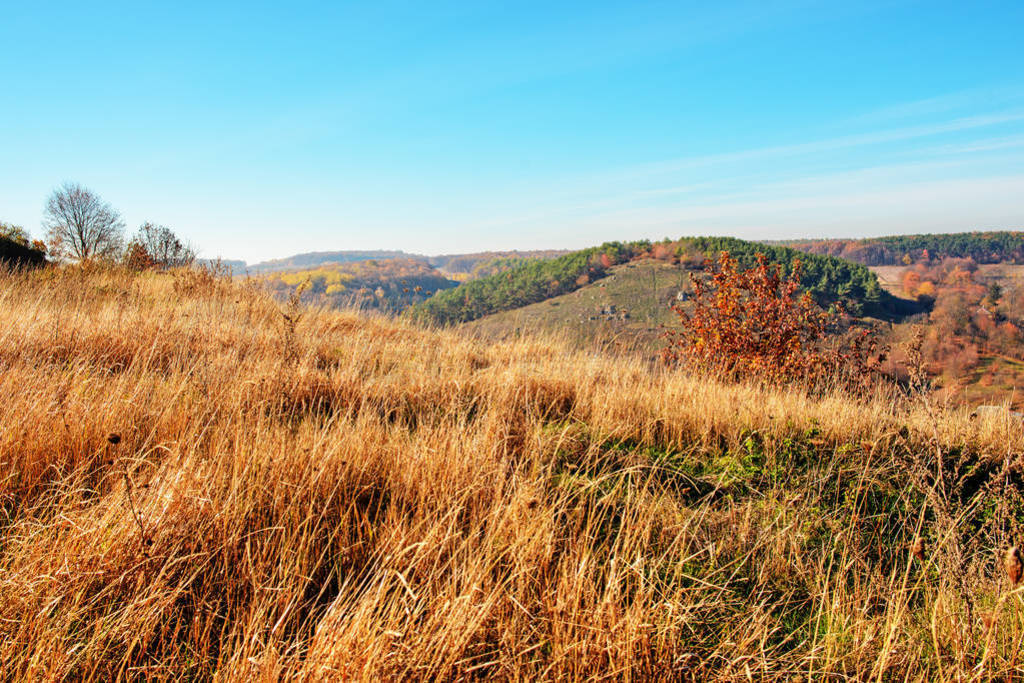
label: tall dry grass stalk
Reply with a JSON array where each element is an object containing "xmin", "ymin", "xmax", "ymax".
[{"xmin": 0, "ymin": 263, "xmax": 1023, "ymax": 680}]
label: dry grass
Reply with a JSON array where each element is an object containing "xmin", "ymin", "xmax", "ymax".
[{"xmin": 2, "ymin": 264, "xmax": 1024, "ymax": 680}]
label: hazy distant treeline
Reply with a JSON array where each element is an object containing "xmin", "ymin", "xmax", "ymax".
[{"xmin": 777, "ymin": 231, "xmax": 1024, "ymax": 266}]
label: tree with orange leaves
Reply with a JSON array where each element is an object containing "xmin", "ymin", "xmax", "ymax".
[
  {"xmin": 916, "ymin": 280, "xmax": 936, "ymax": 300},
  {"xmin": 902, "ymin": 270, "xmax": 921, "ymax": 297}
]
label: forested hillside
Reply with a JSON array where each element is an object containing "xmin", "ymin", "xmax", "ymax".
[
  {"xmin": 262, "ymin": 258, "xmax": 456, "ymax": 312},
  {"xmin": 779, "ymin": 231, "xmax": 1024, "ymax": 266},
  {"xmin": 686, "ymin": 237, "xmax": 889, "ymax": 314}
]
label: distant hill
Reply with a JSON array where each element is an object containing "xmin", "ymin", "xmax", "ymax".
[
  {"xmin": 775, "ymin": 231, "xmax": 1024, "ymax": 266},
  {"xmin": 0, "ymin": 236, "xmax": 46, "ymax": 268},
  {"xmin": 427, "ymin": 250, "xmax": 569, "ymax": 276},
  {"xmin": 198, "ymin": 258, "xmax": 247, "ymax": 273},
  {"xmin": 247, "ymin": 250, "xmax": 414, "ymax": 273},
  {"xmin": 236, "ymin": 249, "xmax": 576, "ymax": 314},
  {"xmin": 411, "ymin": 236, "xmax": 904, "ymax": 327},
  {"xmin": 246, "ymin": 248, "xmax": 568, "ymax": 278}
]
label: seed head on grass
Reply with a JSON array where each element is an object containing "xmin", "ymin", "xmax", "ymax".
[
  {"xmin": 1004, "ymin": 546, "xmax": 1023, "ymax": 585},
  {"xmin": 911, "ymin": 536, "xmax": 925, "ymax": 562}
]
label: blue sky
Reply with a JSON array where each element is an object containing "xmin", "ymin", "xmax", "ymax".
[{"xmin": 2, "ymin": 1, "xmax": 1023, "ymax": 263}]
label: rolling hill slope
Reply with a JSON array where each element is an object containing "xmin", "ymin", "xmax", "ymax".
[
  {"xmin": 464, "ymin": 259, "xmax": 692, "ymax": 353},
  {"xmin": 413, "ymin": 236, "xmax": 907, "ymax": 328}
]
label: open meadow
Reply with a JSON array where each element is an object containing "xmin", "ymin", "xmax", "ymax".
[{"xmin": 1, "ymin": 264, "xmax": 1024, "ymax": 679}]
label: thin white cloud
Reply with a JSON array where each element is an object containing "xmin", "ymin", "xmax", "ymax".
[
  {"xmin": 841, "ymin": 84, "xmax": 1024, "ymax": 126},
  {"xmin": 562, "ymin": 174, "xmax": 1024, "ymax": 239},
  {"xmin": 605, "ymin": 111, "xmax": 1024, "ymax": 182},
  {"xmin": 912, "ymin": 133, "xmax": 1024, "ymax": 156},
  {"xmin": 472, "ymin": 120, "xmax": 1024, "ymax": 232}
]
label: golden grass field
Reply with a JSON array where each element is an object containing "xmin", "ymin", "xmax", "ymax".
[{"xmin": 2, "ymin": 264, "xmax": 1024, "ymax": 680}]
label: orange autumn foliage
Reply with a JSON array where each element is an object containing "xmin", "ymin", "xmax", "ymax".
[
  {"xmin": 902, "ymin": 270, "xmax": 921, "ymax": 296},
  {"xmin": 916, "ymin": 280, "xmax": 936, "ymax": 298},
  {"xmin": 663, "ymin": 252, "xmax": 882, "ymax": 389}
]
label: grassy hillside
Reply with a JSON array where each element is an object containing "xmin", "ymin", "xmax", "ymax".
[
  {"xmin": 413, "ymin": 237, "xmax": 899, "ymax": 327},
  {"xmin": 411, "ymin": 241, "xmax": 649, "ymax": 325},
  {"xmin": 2, "ymin": 265, "xmax": 1024, "ymax": 678},
  {"xmin": 465, "ymin": 260, "xmax": 692, "ymax": 353}
]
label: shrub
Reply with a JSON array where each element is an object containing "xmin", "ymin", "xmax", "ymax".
[
  {"xmin": 0, "ymin": 221, "xmax": 30, "ymax": 246},
  {"xmin": 122, "ymin": 242, "xmax": 156, "ymax": 271},
  {"xmin": 0, "ymin": 231, "xmax": 46, "ymax": 268},
  {"xmin": 662, "ymin": 251, "xmax": 883, "ymax": 389}
]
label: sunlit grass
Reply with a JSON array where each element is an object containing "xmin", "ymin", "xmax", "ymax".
[{"xmin": 0, "ymin": 263, "xmax": 1022, "ymax": 680}]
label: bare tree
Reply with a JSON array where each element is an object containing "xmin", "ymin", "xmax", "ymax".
[
  {"xmin": 43, "ymin": 183, "xmax": 125, "ymax": 261},
  {"xmin": 130, "ymin": 222, "xmax": 196, "ymax": 269}
]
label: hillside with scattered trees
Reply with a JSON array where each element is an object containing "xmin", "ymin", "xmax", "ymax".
[
  {"xmin": 411, "ymin": 241, "xmax": 652, "ymax": 325},
  {"xmin": 413, "ymin": 236, "xmax": 899, "ymax": 326}
]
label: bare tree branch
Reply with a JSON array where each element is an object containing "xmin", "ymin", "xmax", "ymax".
[{"xmin": 43, "ymin": 183, "xmax": 125, "ymax": 261}]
